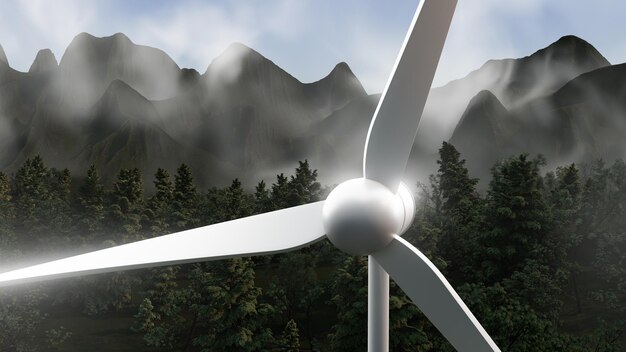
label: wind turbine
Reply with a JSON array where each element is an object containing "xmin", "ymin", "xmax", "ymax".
[{"xmin": 0, "ymin": 0, "xmax": 501, "ymax": 351}]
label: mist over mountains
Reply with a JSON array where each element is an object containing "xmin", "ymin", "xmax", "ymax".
[{"xmin": 0, "ymin": 33, "xmax": 624, "ymax": 188}]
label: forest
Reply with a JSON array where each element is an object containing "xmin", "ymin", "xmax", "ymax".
[{"xmin": 0, "ymin": 142, "xmax": 624, "ymax": 351}]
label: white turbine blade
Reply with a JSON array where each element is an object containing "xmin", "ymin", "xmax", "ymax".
[
  {"xmin": 363, "ymin": 0, "xmax": 456, "ymax": 191},
  {"xmin": 372, "ymin": 235, "xmax": 501, "ymax": 352},
  {"xmin": 0, "ymin": 201, "xmax": 326, "ymax": 287}
]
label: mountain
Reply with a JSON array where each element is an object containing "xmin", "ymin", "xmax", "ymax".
[
  {"xmin": 450, "ymin": 63, "xmax": 626, "ymax": 183},
  {"xmin": 29, "ymin": 49, "xmax": 58, "ymax": 74},
  {"xmin": 0, "ymin": 46, "xmax": 55, "ymax": 168},
  {"xmin": 1, "ymin": 37, "xmax": 367, "ymax": 187},
  {"xmin": 0, "ymin": 44, "xmax": 7, "ymax": 66},
  {"xmin": 303, "ymin": 35, "xmax": 615, "ymax": 184},
  {"xmin": 415, "ymin": 35, "xmax": 610, "ymax": 154},
  {"xmin": 78, "ymin": 80, "xmax": 234, "ymax": 185},
  {"xmin": 1, "ymin": 33, "xmax": 625, "ymax": 189},
  {"xmin": 53, "ymin": 32, "xmax": 193, "ymax": 114},
  {"xmin": 306, "ymin": 94, "xmax": 381, "ymax": 182},
  {"xmin": 448, "ymin": 90, "xmax": 516, "ymax": 177},
  {"xmin": 152, "ymin": 43, "xmax": 367, "ymax": 185}
]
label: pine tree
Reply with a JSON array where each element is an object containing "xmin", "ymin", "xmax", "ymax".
[
  {"xmin": 437, "ymin": 142, "xmax": 480, "ymax": 218},
  {"xmin": 0, "ymin": 172, "xmax": 9, "ymax": 204},
  {"xmin": 134, "ymin": 267, "xmax": 186, "ymax": 349},
  {"xmin": 434, "ymin": 142, "xmax": 483, "ymax": 283},
  {"xmin": 110, "ymin": 168, "xmax": 144, "ymax": 241},
  {"xmin": 186, "ymin": 259, "xmax": 273, "ymax": 351},
  {"xmin": 272, "ymin": 250, "xmax": 324, "ymax": 344},
  {"xmin": 147, "ymin": 168, "xmax": 174, "ymax": 236},
  {"xmin": 171, "ymin": 164, "xmax": 198, "ymax": 230},
  {"xmin": 0, "ymin": 289, "xmax": 47, "ymax": 351},
  {"xmin": 76, "ymin": 165, "xmax": 105, "ymax": 239},
  {"xmin": 11, "ymin": 155, "xmax": 52, "ymax": 246},
  {"xmin": 223, "ymin": 178, "xmax": 253, "ymax": 220},
  {"xmin": 548, "ymin": 164, "xmax": 583, "ymax": 313},
  {"xmin": 271, "ymin": 173, "xmax": 290, "ymax": 210},
  {"xmin": 480, "ymin": 154, "xmax": 549, "ymax": 284},
  {"xmin": 287, "ymin": 160, "xmax": 321, "ymax": 206},
  {"xmin": 254, "ymin": 180, "xmax": 271, "ymax": 213},
  {"xmin": 277, "ymin": 319, "xmax": 300, "ymax": 351},
  {"xmin": 0, "ymin": 172, "xmax": 14, "ymax": 245},
  {"xmin": 328, "ymin": 255, "xmax": 368, "ymax": 351},
  {"xmin": 456, "ymin": 283, "xmax": 568, "ymax": 352},
  {"xmin": 46, "ymin": 168, "xmax": 73, "ymax": 247},
  {"xmin": 588, "ymin": 160, "xmax": 626, "ymax": 312}
]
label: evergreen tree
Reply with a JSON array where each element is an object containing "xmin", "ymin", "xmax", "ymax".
[
  {"xmin": 11, "ymin": 155, "xmax": 51, "ymax": 245},
  {"xmin": 134, "ymin": 267, "xmax": 186, "ymax": 349},
  {"xmin": 46, "ymin": 168, "xmax": 73, "ymax": 247},
  {"xmin": 287, "ymin": 160, "xmax": 321, "ymax": 206},
  {"xmin": 110, "ymin": 168, "xmax": 144, "ymax": 241},
  {"xmin": 171, "ymin": 164, "xmax": 199, "ymax": 230},
  {"xmin": 277, "ymin": 319, "xmax": 300, "ymax": 352},
  {"xmin": 0, "ymin": 172, "xmax": 9, "ymax": 204},
  {"xmin": 437, "ymin": 142, "xmax": 480, "ymax": 218},
  {"xmin": 254, "ymin": 180, "xmax": 271, "ymax": 213},
  {"xmin": 0, "ymin": 289, "xmax": 47, "ymax": 351},
  {"xmin": 76, "ymin": 165, "xmax": 105, "ymax": 239},
  {"xmin": 271, "ymin": 250, "xmax": 324, "ymax": 345},
  {"xmin": 329, "ymin": 256, "xmax": 368, "ymax": 351},
  {"xmin": 147, "ymin": 168, "xmax": 174, "ymax": 236},
  {"xmin": 588, "ymin": 160, "xmax": 626, "ymax": 312},
  {"xmin": 271, "ymin": 173, "xmax": 290, "ymax": 210},
  {"xmin": 480, "ymin": 154, "xmax": 549, "ymax": 284},
  {"xmin": 0, "ymin": 172, "xmax": 14, "ymax": 244},
  {"xmin": 434, "ymin": 142, "xmax": 483, "ymax": 282},
  {"xmin": 186, "ymin": 259, "xmax": 273, "ymax": 351},
  {"xmin": 457, "ymin": 283, "xmax": 568, "ymax": 352},
  {"xmin": 223, "ymin": 178, "xmax": 253, "ymax": 220},
  {"xmin": 548, "ymin": 164, "xmax": 583, "ymax": 313}
]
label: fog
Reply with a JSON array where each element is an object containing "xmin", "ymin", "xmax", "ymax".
[{"xmin": 1, "ymin": 32, "xmax": 624, "ymax": 193}]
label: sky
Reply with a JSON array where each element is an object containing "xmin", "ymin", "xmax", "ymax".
[{"xmin": 0, "ymin": 0, "xmax": 625, "ymax": 93}]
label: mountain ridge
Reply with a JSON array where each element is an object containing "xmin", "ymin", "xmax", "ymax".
[
  {"xmin": 414, "ymin": 35, "xmax": 610, "ymax": 156},
  {"xmin": 29, "ymin": 49, "xmax": 58, "ymax": 74},
  {"xmin": 0, "ymin": 44, "xmax": 7, "ymax": 66},
  {"xmin": 1, "ymin": 34, "xmax": 368, "ymax": 187},
  {"xmin": 1, "ymin": 33, "xmax": 625, "ymax": 189}
]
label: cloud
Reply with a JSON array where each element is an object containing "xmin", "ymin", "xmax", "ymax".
[
  {"xmin": 0, "ymin": 0, "xmax": 102, "ymax": 71},
  {"xmin": 435, "ymin": 0, "xmax": 545, "ymax": 86},
  {"xmin": 437, "ymin": 0, "xmax": 626, "ymax": 86},
  {"xmin": 131, "ymin": 0, "xmax": 313, "ymax": 73}
]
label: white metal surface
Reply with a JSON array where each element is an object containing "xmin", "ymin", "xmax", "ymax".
[
  {"xmin": 0, "ymin": 201, "xmax": 326, "ymax": 287},
  {"xmin": 373, "ymin": 235, "xmax": 501, "ymax": 352},
  {"xmin": 323, "ymin": 178, "xmax": 404, "ymax": 256},
  {"xmin": 368, "ymin": 256, "xmax": 389, "ymax": 352},
  {"xmin": 363, "ymin": 0, "xmax": 457, "ymax": 191}
]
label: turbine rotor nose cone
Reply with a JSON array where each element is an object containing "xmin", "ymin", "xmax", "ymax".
[{"xmin": 322, "ymin": 178, "xmax": 408, "ymax": 256}]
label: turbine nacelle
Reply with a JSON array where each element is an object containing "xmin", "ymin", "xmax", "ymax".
[{"xmin": 322, "ymin": 178, "xmax": 414, "ymax": 256}]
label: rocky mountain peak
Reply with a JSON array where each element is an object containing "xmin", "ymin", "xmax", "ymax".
[
  {"xmin": 307, "ymin": 62, "xmax": 367, "ymax": 111},
  {"xmin": 204, "ymin": 42, "xmax": 271, "ymax": 80},
  {"xmin": 29, "ymin": 49, "xmax": 58, "ymax": 74},
  {"xmin": 224, "ymin": 42, "xmax": 261, "ymax": 58},
  {"xmin": 325, "ymin": 62, "xmax": 364, "ymax": 89},
  {"xmin": 329, "ymin": 62, "xmax": 353, "ymax": 76},
  {"xmin": 533, "ymin": 35, "xmax": 610, "ymax": 67},
  {"xmin": 453, "ymin": 90, "xmax": 508, "ymax": 138},
  {"xmin": 56, "ymin": 32, "xmax": 184, "ymax": 105},
  {"xmin": 0, "ymin": 44, "xmax": 8, "ymax": 66}
]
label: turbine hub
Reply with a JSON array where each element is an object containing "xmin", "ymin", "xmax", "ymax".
[{"xmin": 322, "ymin": 178, "xmax": 414, "ymax": 256}]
